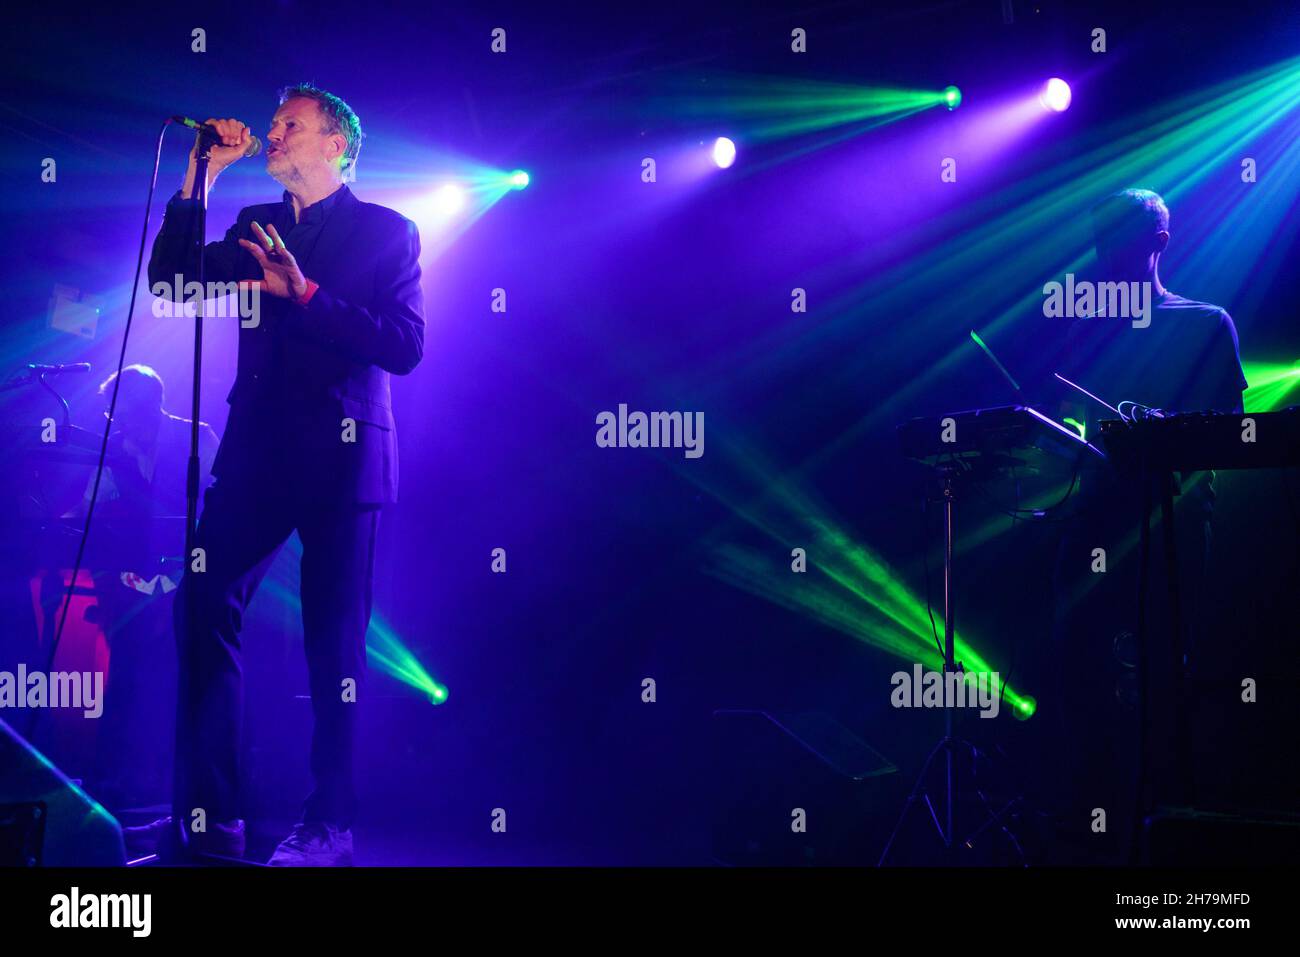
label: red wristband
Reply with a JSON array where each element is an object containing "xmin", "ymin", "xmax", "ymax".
[{"xmin": 295, "ymin": 279, "xmax": 320, "ymax": 307}]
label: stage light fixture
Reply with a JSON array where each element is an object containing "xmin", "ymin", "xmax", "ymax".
[
  {"xmin": 509, "ymin": 170, "xmax": 530, "ymax": 189},
  {"xmin": 943, "ymin": 85, "xmax": 962, "ymax": 110},
  {"xmin": 1040, "ymin": 78, "xmax": 1072, "ymax": 112},
  {"xmin": 712, "ymin": 136, "xmax": 737, "ymax": 169}
]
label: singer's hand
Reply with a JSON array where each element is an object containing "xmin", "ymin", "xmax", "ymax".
[
  {"xmin": 239, "ymin": 222, "xmax": 308, "ymax": 299},
  {"xmin": 192, "ymin": 117, "xmax": 252, "ymax": 172}
]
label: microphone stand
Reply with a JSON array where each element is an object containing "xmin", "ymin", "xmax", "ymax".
[
  {"xmin": 184, "ymin": 131, "xmax": 216, "ymax": 582},
  {"xmin": 877, "ymin": 464, "xmax": 1026, "ymax": 865},
  {"xmin": 174, "ymin": 129, "xmax": 215, "ymax": 861}
]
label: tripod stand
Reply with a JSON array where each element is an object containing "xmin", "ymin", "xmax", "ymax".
[{"xmin": 878, "ymin": 465, "xmax": 1025, "ymax": 865}]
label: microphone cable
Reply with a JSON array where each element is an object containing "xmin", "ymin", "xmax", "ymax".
[{"xmin": 28, "ymin": 119, "xmax": 172, "ymax": 740}]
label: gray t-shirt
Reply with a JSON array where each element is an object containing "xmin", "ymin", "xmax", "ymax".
[
  {"xmin": 1061, "ymin": 291, "xmax": 1247, "ymax": 424},
  {"xmin": 1060, "ymin": 291, "xmax": 1248, "ymax": 521}
]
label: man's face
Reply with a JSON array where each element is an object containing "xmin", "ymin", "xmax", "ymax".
[
  {"xmin": 266, "ymin": 97, "xmax": 342, "ymax": 185},
  {"xmin": 108, "ymin": 380, "xmax": 162, "ymax": 443}
]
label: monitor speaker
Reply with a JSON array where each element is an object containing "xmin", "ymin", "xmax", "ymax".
[{"xmin": 0, "ymin": 717, "xmax": 125, "ymax": 866}]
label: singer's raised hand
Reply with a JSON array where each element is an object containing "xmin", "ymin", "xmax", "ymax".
[
  {"xmin": 192, "ymin": 117, "xmax": 252, "ymax": 171},
  {"xmin": 239, "ymin": 222, "xmax": 308, "ymax": 299}
]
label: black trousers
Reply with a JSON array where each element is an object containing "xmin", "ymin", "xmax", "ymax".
[{"xmin": 172, "ymin": 477, "xmax": 379, "ymax": 830}]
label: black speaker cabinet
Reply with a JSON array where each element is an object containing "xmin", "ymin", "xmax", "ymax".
[
  {"xmin": 0, "ymin": 718, "xmax": 125, "ymax": 866},
  {"xmin": 1144, "ymin": 806, "xmax": 1300, "ymax": 865},
  {"xmin": 711, "ymin": 709, "xmax": 898, "ymax": 865}
]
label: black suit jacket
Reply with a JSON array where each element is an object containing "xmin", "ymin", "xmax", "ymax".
[{"xmin": 148, "ymin": 184, "xmax": 424, "ymax": 505}]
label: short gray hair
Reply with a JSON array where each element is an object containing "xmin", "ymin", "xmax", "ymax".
[
  {"xmin": 278, "ymin": 83, "xmax": 364, "ymax": 182},
  {"xmin": 1091, "ymin": 188, "xmax": 1170, "ymax": 239}
]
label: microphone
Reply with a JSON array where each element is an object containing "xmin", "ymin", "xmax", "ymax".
[
  {"xmin": 28, "ymin": 362, "xmax": 92, "ymax": 375},
  {"xmin": 0, "ymin": 362, "xmax": 92, "ymax": 391},
  {"xmin": 172, "ymin": 115, "xmax": 263, "ymax": 158}
]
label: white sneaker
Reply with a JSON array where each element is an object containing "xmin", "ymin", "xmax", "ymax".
[{"xmin": 267, "ymin": 822, "xmax": 353, "ymax": 867}]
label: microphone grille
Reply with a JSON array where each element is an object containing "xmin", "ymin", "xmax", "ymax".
[{"xmin": 243, "ymin": 135, "xmax": 264, "ymax": 158}]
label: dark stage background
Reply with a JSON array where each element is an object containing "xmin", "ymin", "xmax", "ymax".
[{"xmin": 1, "ymin": 0, "xmax": 1297, "ymax": 864}]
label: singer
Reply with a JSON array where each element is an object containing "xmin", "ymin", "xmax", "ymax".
[{"xmin": 134, "ymin": 84, "xmax": 425, "ymax": 866}]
